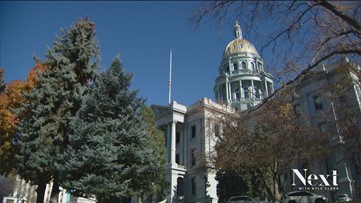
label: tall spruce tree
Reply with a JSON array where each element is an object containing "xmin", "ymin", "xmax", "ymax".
[
  {"xmin": 59, "ymin": 56, "xmax": 161, "ymax": 203},
  {"xmin": 15, "ymin": 17, "xmax": 100, "ymax": 203},
  {"xmin": 0, "ymin": 68, "xmax": 5, "ymax": 93}
]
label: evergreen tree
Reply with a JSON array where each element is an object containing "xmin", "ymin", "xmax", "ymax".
[
  {"xmin": 0, "ymin": 68, "xmax": 5, "ymax": 93},
  {"xmin": 0, "ymin": 64, "xmax": 47, "ymax": 176},
  {"xmin": 140, "ymin": 106, "xmax": 167, "ymax": 201},
  {"xmin": 15, "ymin": 17, "xmax": 100, "ymax": 203},
  {"xmin": 215, "ymin": 170, "xmax": 249, "ymax": 203},
  {"xmin": 59, "ymin": 56, "xmax": 161, "ymax": 203}
]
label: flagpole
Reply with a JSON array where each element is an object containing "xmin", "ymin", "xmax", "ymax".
[{"xmin": 168, "ymin": 49, "xmax": 172, "ymax": 104}]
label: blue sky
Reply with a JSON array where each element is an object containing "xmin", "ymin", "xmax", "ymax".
[{"xmin": 0, "ymin": 1, "xmax": 259, "ymax": 106}]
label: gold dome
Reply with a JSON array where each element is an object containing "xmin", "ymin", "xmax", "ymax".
[{"xmin": 224, "ymin": 38, "xmax": 259, "ymax": 56}]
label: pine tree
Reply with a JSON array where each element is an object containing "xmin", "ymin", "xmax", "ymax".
[
  {"xmin": 140, "ymin": 105, "xmax": 167, "ymax": 201},
  {"xmin": 15, "ymin": 17, "xmax": 100, "ymax": 203},
  {"xmin": 0, "ymin": 68, "xmax": 5, "ymax": 93},
  {"xmin": 59, "ymin": 56, "xmax": 161, "ymax": 203}
]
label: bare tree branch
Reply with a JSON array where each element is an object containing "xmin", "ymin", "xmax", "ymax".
[
  {"xmin": 316, "ymin": 0, "xmax": 361, "ymax": 31},
  {"xmin": 191, "ymin": 1, "xmax": 361, "ymax": 84}
]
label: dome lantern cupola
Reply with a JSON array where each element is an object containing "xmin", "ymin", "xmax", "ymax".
[{"xmin": 214, "ymin": 20, "xmax": 274, "ymax": 111}]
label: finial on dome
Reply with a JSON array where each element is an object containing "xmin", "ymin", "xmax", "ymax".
[{"xmin": 234, "ymin": 20, "xmax": 243, "ymax": 39}]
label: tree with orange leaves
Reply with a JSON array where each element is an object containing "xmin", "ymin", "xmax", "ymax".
[
  {"xmin": 0, "ymin": 80, "xmax": 27, "ymax": 176},
  {"xmin": 0, "ymin": 64, "xmax": 46, "ymax": 176}
]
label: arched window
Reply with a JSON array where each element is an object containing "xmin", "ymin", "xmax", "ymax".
[
  {"xmin": 234, "ymin": 63, "xmax": 238, "ymax": 70},
  {"xmin": 242, "ymin": 61, "xmax": 247, "ymax": 69},
  {"xmin": 258, "ymin": 62, "xmax": 263, "ymax": 72}
]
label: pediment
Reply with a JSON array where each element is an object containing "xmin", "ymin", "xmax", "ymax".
[{"xmin": 150, "ymin": 104, "xmax": 171, "ymax": 117}]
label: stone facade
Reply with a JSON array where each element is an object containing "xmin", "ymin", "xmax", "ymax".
[
  {"xmin": 152, "ymin": 21, "xmax": 361, "ymax": 203},
  {"xmin": 152, "ymin": 21, "xmax": 274, "ymax": 202},
  {"xmin": 152, "ymin": 99, "xmax": 233, "ymax": 203},
  {"xmin": 283, "ymin": 58, "xmax": 361, "ymax": 201}
]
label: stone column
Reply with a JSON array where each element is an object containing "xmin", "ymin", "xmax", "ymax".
[
  {"xmin": 251, "ymin": 80, "xmax": 255, "ymax": 98},
  {"xmin": 225, "ymin": 79, "xmax": 229, "ymax": 103},
  {"xmin": 166, "ymin": 123, "xmax": 171, "ymax": 163},
  {"xmin": 239, "ymin": 80, "xmax": 243, "ymax": 98},
  {"xmin": 219, "ymin": 87, "xmax": 223, "ymax": 102},
  {"xmin": 170, "ymin": 121, "xmax": 176, "ymax": 164},
  {"xmin": 217, "ymin": 88, "xmax": 221, "ymax": 101},
  {"xmin": 228, "ymin": 82, "xmax": 232, "ymax": 102},
  {"xmin": 265, "ymin": 80, "xmax": 269, "ymax": 97}
]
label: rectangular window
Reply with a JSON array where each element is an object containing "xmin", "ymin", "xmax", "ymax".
[
  {"xmin": 354, "ymin": 152, "xmax": 361, "ymax": 174},
  {"xmin": 278, "ymin": 174, "xmax": 285, "ymax": 189},
  {"xmin": 214, "ymin": 124, "xmax": 220, "ymax": 137},
  {"xmin": 191, "ymin": 149, "xmax": 196, "ymax": 166},
  {"xmin": 176, "ymin": 154, "xmax": 180, "ymax": 165},
  {"xmin": 176, "ymin": 132, "xmax": 180, "ymax": 144},
  {"xmin": 191, "ymin": 177, "xmax": 196, "ymax": 196},
  {"xmin": 313, "ymin": 95, "xmax": 323, "ymax": 110},
  {"xmin": 191, "ymin": 125, "xmax": 196, "ymax": 138}
]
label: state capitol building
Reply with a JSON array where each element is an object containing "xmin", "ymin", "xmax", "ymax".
[
  {"xmin": 5, "ymin": 21, "xmax": 361, "ymax": 203},
  {"xmin": 152, "ymin": 21, "xmax": 361, "ymax": 203}
]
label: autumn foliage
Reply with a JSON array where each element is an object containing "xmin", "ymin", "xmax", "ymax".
[
  {"xmin": 212, "ymin": 97, "xmax": 329, "ymax": 203},
  {"xmin": 0, "ymin": 63, "xmax": 47, "ymax": 175}
]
